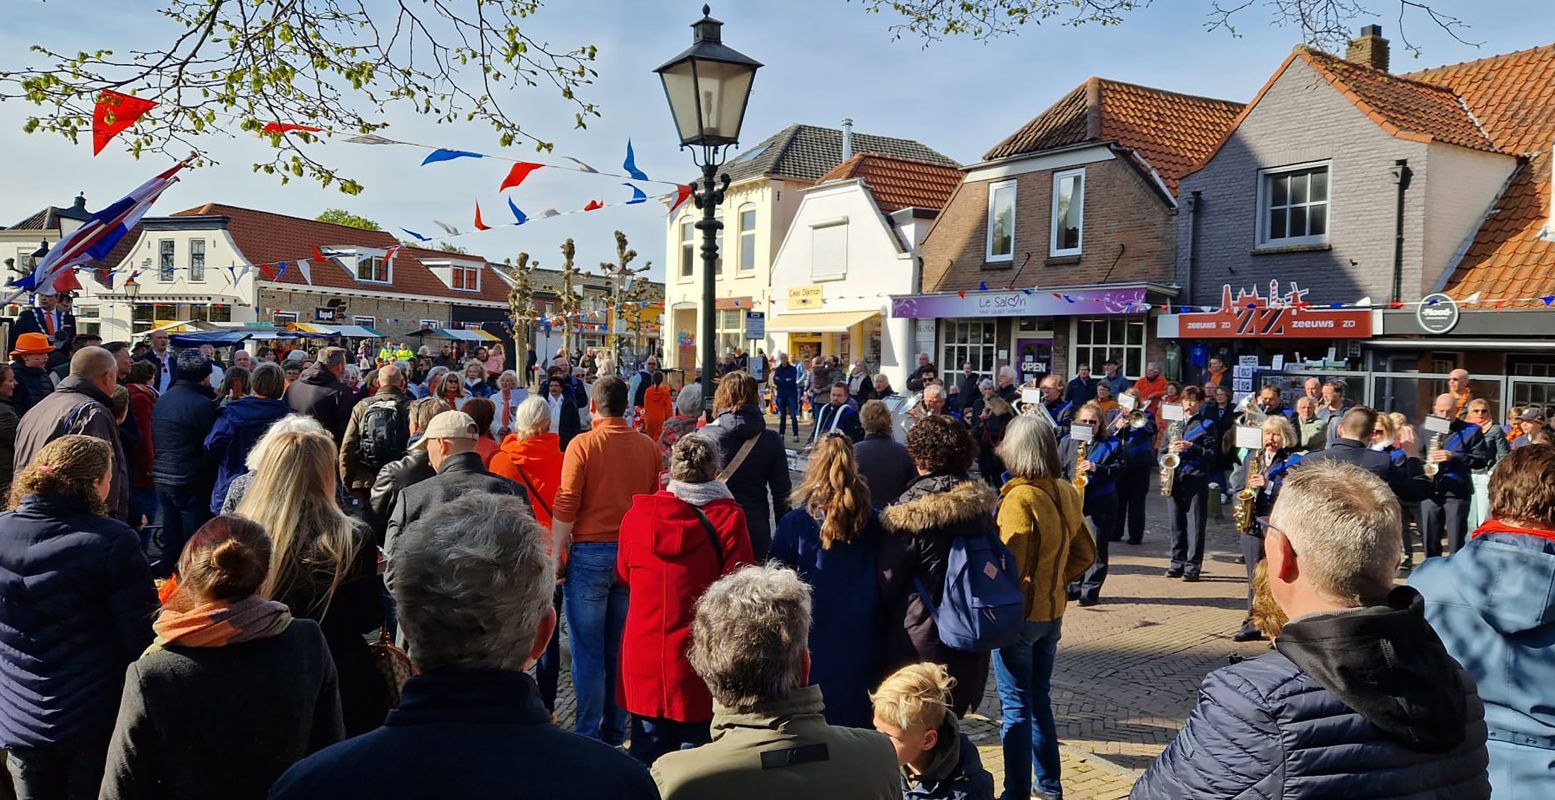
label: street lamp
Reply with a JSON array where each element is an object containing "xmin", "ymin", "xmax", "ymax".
[
  {"xmin": 656, "ymin": 4, "xmax": 761, "ymax": 417},
  {"xmin": 124, "ymin": 275, "xmax": 141, "ymax": 302}
]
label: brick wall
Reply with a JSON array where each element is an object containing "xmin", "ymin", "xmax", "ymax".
[
  {"xmin": 258, "ymin": 288, "xmax": 461, "ymax": 335},
  {"xmin": 920, "ymin": 154, "xmax": 1178, "ymax": 292}
]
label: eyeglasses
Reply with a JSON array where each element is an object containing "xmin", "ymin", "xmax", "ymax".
[{"xmin": 1263, "ymin": 518, "xmax": 1297, "ymax": 556}]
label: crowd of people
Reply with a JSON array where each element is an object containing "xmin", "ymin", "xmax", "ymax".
[{"xmin": 2, "ymin": 312, "xmax": 1552, "ymax": 799}]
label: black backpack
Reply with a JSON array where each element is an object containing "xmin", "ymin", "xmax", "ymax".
[{"xmin": 357, "ymin": 398, "xmax": 408, "ymax": 471}]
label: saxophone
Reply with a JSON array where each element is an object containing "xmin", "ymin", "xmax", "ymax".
[
  {"xmin": 1235, "ymin": 451, "xmax": 1261, "ymax": 534},
  {"xmin": 1159, "ymin": 420, "xmax": 1183, "ymax": 497},
  {"xmin": 1074, "ymin": 440, "xmax": 1089, "ymax": 492},
  {"xmin": 1423, "ymin": 432, "xmax": 1444, "ymax": 477}
]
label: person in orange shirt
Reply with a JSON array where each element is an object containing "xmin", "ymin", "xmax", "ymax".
[
  {"xmin": 1203, "ymin": 355, "xmax": 1228, "ymax": 388},
  {"xmin": 1134, "ymin": 362, "xmax": 1168, "ymax": 407},
  {"xmin": 641, "ymin": 371, "xmax": 673, "ymax": 442}
]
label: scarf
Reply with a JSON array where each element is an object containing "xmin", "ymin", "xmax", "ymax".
[
  {"xmin": 1472, "ymin": 518, "xmax": 1555, "ymax": 544},
  {"xmin": 668, "ymin": 479, "xmax": 734, "ymax": 507},
  {"xmin": 149, "ymin": 593, "xmax": 293, "ymax": 653}
]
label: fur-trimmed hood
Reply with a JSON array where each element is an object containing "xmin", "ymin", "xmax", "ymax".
[{"xmin": 879, "ymin": 474, "xmax": 998, "ymax": 534}]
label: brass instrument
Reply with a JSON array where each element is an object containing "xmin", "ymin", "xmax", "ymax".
[
  {"xmin": 1159, "ymin": 420, "xmax": 1183, "ymax": 497},
  {"xmin": 1127, "ymin": 410, "xmax": 1149, "ymax": 429},
  {"xmin": 1074, "ymin": 440, "xmax": 1090, "ymax": 491},
  {"xmin": 1235, "ymin": 451, "xmax": 1261, "ymax": 534},
  {"xmin": 1423, "ymin": 432, "xmax": 1444, "ymax": 477}
]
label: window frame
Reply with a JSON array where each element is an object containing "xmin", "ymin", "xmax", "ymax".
[
  {"xmin": 737, "ymin": 203, "xmax": 757, "ymax": 273},
  {"xmin": 810, "ymin": 220, "xmax": 849, "ymax": 282},
  {"xmin": 1070, "ymin": 316, "xmax": 1147, "ymax": 379},
  {"xmin": 679, "ymin": 219, "xmax": 695, "ymax": 280},
  {"xmin": 355, "ymin": 254, "xmax": 390, "ymax": 284},
  {"xmin": 1256, "ymin": 161, "xmax": 1332, "ymax": 248},
  {"xmin": 157, "ymin": 239, "xmax": 175, "ymax": 282},
  {"xmin": 188, "ymin": 239, "xmax": 206, "ymax": 283},
  {"xmin": 353, "ymin": 315, "xmax": 376, "ymax": 328},
  {"xmin": 985, "ymin": 180, "xmax": 1017, "ymax": 263},
  {"xmin": 272, "ymin": 311, "xmax": 299, "ymax": 326},
  {"xmin": 451, "ymin": 264, "xmax": 481, "ymax": 292},
  {"xmin": 1050, "ymin": 168, "xmax": 1085, "ymax": 257},
  {"xmin": 939, "ymin": 319, "xmax": 998, "ymax": 387}
]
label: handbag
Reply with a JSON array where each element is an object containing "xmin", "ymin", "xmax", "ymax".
[{"xmin": 369, "ymin": 627, "xmax": 414, "ymax": 707}]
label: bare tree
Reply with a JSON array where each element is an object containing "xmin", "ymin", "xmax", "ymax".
[{"xmin": 0, "ymin": 0, "xmax": 599, "ymax": 194}]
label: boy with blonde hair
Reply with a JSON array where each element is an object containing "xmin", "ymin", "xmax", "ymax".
[{"xmin": 871, "ymin": 663, "xmax": 994, "ymax": 800}]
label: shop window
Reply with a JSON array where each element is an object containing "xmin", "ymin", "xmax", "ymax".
[
  {"xmin": 353, "ymin": 315, "xmax": 376, "ymax": 327},
  {"xmin": 209, "ymin": 305, "xmax": 232, "ymax": 323},
  {"xmin": 189, "ymin": 239, "xmax": 206, "ymax": 282},
  {"xmin": 738, "ymin": 204, "xmax": 757, "ymax": 272},
  {"xmin": 153, "ymin": 304, "xmax": 178, "ymax": 322},
  {"xmin": 1073, "ymin": 316, "xmax": 1145, "ymax": 378},
  {"xmin": 1258, "ymin": 162, "xmax": 1329, "ymax": 247},
  {"xmin": 716, "ymin": 308, "xmax": 744, "ymax": 355},
  {"xmin": 811, "ymin": 222, "xmax": 848, "ymax": 281},
  {"xmin": 986, "ymin": 180, "xmax": 1016, "ymax": 262},
  {"xmin": 76, "ymin": 305, "xmax": 100, "ymax": 337},
  {"xmin": 273, "ymin": 311, "xmax": 299, "ymax": 325},
  {"xmin": 1051, "ymin": 169, "xmax": 1084, "ymax": 256},
  {"xmin": 158, "ymin": 240, "xmax": 175, "ymax": 281},
  {"xmin": 939, "ymin": 320, "xmax": 997, "ymax": 387}
]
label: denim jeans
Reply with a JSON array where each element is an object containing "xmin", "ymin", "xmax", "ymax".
[
  {"xmin": 995, "ymin": 618, "xmax": 1064, "ymax": 800},
  {"xmin": 564, "ymin": 541, "xmax": 629, "ymax": 744},
  {"xmin": 129, "ymin": 487, "xmax": 158, "ymax": 553},
  {"xmin": 6, "ymin": 737, "xmax": 110, "ymax": 800},
  {"xmin": 154, "ymin": 486, "xmax": 213, "ymax": 578},
  {"xmin": 628, "ymin": 716, "xmax": 711, "ymax": 766},
  {"xmin": 537, "ymin": 584, "xmax": 565, "ymax": 713}
]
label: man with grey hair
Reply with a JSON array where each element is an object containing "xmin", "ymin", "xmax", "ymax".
[
  {"xmin": 270, "ymin": 493, "xmax": 658, "ymax": 799},
  {"xmin": 652, "ymin": 565, "xmax": 900, "ymax": 799},
  {"xmin": 1133, "ymin": 461, "xmax": 1490, "ymax": 799},
  {"xmin": 14, "ymin": 345, "xmax": 131, "ymax": 522},
  {"xmin": 908, "ymin": 351, "xmax": 937, "ymax": 393},
  {"xmin": 285, "ymin": 345, "xmax": 356, "ymax": 444}
]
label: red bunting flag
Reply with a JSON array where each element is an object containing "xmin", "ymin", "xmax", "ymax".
[
  {"xmin": 474, "ymin": 201, "xmax": 491, "ymax": 231},
  {"xmin": 92, "ymin": 91, "xmax": 157, "ymax": 155},
  {"xmin": 669, "ymin": 184, "xmax": 694, "ymax": 215},
  {"xmin": 1388, "ymin": 301, "xmax": 1405, "ymax": 309},
  {"xmin": 53, "ymin": 268, "xmax": 83, "ymax": 294},
  {"xmin": 583, "ymin": 200, "xmax": 604, "ymax": 212},
  {"xmin": 261, "ymin": 122, "xmax": 322, "ymax": 135},
  {"xmin": 499, "ymin": 162, "xmax": 545, "ymax": 192},
  {"xmin": 957, "ymin": 290, "xmax": 967, "ymax": 299}
]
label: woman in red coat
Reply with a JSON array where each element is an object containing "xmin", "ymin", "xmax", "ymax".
[{"xmin": 616, "ymin": 432, "xmax": 752, "ymax": 765}]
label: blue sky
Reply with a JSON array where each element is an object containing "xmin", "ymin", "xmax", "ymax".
[{"xmin": 2, "ymin": 0, "xmax": 1550, "ymax": 282}]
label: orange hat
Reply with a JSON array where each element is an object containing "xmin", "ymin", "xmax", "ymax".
[{"xmin": 10, "ymin": 332, "xmax": 53, "ymax": 357}]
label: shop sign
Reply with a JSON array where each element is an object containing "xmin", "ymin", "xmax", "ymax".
[
  {"xmin": 788, "ymin": 285, "xmax": 823, "ymax": 310},
  {"xmin": 744, "ymin": 311, "xmax": 765, "ymax": 340},
  {"xmin": 890, "ymin": 287, "xmax": 1147, "ymax": 319},
  {"xmin": 1415, "ymin": 293, "xmax": 1460, "ymax": 335},
  {"xmin": 315, "ymin": 307, "xmax": 337, "ymax": 321},
  {"xmin": 1175, "ymin": 282, "xmax": 1370, "ymax": 339}
]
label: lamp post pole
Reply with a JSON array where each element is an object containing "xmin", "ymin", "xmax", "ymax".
[{"xmin": 696, "ymin": 163, "xmax": 729, "ymax": 418}]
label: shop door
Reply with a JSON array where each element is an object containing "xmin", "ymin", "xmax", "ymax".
[
  {"xmin": 1014, "ymin": 337, "xmax": 1053, "ymax": 385},
  {"xmin": 792, "ymin": 336, "xmax": 822, "ymax": 364}
]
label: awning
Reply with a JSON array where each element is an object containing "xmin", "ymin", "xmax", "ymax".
[
  {"xmin": 289, "ymin": 322, "xmax": 386, "ymax": 338},
  {"xmin": 407, "ymin": 327, "xmax": 501, "ymax": 342},
  {"xmin": 146, "ymin": 319, "xmax": 213, "ymax": 335},
  {"xmin": 767, "ymin": 309, "xmax": 879, "ymax": 333}
]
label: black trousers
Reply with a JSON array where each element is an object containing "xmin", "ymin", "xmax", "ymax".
[
  {"xmin": 1068, "ymin": 504, "xmax": 1114, "ymax": 603},
  {"xmin": 1240, "ymin": 530, "xmax": 1265, "ymax": 628},
  {"xmin": 1421, "ymin": 495, "xmax": 1470, "ymax": 558},
  {"xmin": 1112, "ymin": 464, "xmax": 1151, "ymax": 543},
  {"xmin": 1169, "ymin": 473, "xmax": 1209, "ymax": 575}
]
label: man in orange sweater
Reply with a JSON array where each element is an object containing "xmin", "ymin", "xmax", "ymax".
[{"xmin": 551, "ymin": 376, "xmax": 661, "ymax": 745}]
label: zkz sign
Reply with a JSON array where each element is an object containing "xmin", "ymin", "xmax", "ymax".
[{"xmin": 1175, "ymin": 282, "xmax": 1371, "ymax": 339}]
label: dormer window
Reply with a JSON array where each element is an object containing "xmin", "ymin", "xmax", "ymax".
[
  {"xmin": 452, "ymin": 264, "xmax": 480, "ymax": 291},
  {"xmin": 357, "ymin": 255, "xmax": 389, "ymax": 283}
]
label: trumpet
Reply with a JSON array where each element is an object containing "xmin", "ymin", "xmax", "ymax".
[
  {"xmin": 1074, "ymin": 440, "xmax": 1089, "ymax": 492},
  {"xmin": 1127, "ymin": 410, "xmax": 1149, "ymax": 429},
  {"xmin": 1159, "ymin": 420, "xmax": 1183, "ymax": 497},
  {"xmin": 1235, "ymin": 451, "xmax": 1261, "ymax": 534},
  {"xmin": 1423, "ymin": 432, "xmax": 1443, "ymax": 477}
]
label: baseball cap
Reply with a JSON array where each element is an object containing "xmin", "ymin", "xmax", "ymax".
[
  {"xmin": 412, "ymin": 410, "xmax": 480, "ymax": 448},
  {"xmin": 1520, "ymin": 407, "xmax": 1546, "ymax": 422}
]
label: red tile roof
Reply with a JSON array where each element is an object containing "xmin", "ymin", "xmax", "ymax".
[
  {"xmin": 982, "ymin": 78, "xmax": 1242, "ymax": 195},
  {"xmin": 1299, "ymin": 47, "xmax": 1497, "ymax": 152},
  {"xmin": 817, "ymin": 154, "xmax": 964, "ymax": 213},
  {"xmin": 170, "ymin": 204, "xmax": 509, "ymax": 305},
  {"xmin": 1404, "ymin": 44, "xmax": 1555, "ymax": 305}
]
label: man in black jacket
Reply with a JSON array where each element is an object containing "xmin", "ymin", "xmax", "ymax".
[
  {"xmin": 369, "ymin": 397, "xmax": 449, "ymax": 545},
  {"xmin": 285, "ymin": 346, "xmax": 357, "ymax": 444},
  {"xmin": 1302, "ymin": 407, "xmax": 1430, "ymax": 503},
  {"xmin": 149, "ymin": 349, "xmax": 219, "ymax": 577},
  {"xmin": 1418, "ymin": 393, "xmax": 1491, "ymax": 557},
  {"xmin": 810, "ymin": 383, "xmax": 863, "ymax": 444},
  {"xmin": 385, "ymin": 411, "xmax": 525, "ymax": 587},
  {"xmin": 955, "ymin": 362, "xmax": 981, "ymax": 415}
]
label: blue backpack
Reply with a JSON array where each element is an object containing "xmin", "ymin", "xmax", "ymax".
[{"xmin": 914, "ymin": 521, "xmax": 1025, "ymax": 652}]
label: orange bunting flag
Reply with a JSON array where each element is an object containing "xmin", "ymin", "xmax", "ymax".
[
  {"xmin": 499, "ymin": 162, "xmax": 545, "ymax": 192},
  {"xmin": 474, "ymin": 201, "xmax": 491, "ymax": 231},
  {"xmin": 92, "ymin": 91, "xmax": 157, "ymax": 156},
  {"xmin": 583, "ymin": 200, "xmax": 604, "ymax": 212}
]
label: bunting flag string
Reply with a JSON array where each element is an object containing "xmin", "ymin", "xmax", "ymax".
[
  {"xmin": 261, "ymin": 122, "xmax": 322, "ymax": 135},
  {"xmin": 622, "ymin": 139, "xmax": 649, "ymax": 181},
  {"xmin": 343, "ymin": 134, "xmax": 684, "ymax": 188},
  {"xmin": 421, "ymin": 148, "xmax": 484, "ymax": 166}
]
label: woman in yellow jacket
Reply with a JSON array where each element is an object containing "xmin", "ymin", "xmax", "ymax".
[{"xmin": 991, "ymin": 414, "xmax": 1095, "ymax": 800}]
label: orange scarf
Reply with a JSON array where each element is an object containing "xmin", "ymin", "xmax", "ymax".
[{"xmin": 150, "ymin": 593, "xmax": 292, "ymax": 652}]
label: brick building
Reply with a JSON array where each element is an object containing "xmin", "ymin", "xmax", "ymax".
[{"xmin": 901, "ymin": 78, "xmax": 1241, "ymax": 387}]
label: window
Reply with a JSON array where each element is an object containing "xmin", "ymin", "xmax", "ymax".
[
  {"xmin": 273, "ymin": 311, "xmax": 299, "ymax": 326},
  {"xmin": 715, "ymin": 213, "xmax": 724, "ymax": 276},
  {"xmin": 452, "ymin": 264, "xmax": 480, "ymax": 291},
  {"xmin": 1051, "ymin": 169, "xmax": 1084, "ymax": 256},
  {"xmin": 939, "ymin": 320, "xmax": 997, "ymax": 386},
  {"xmin": 356, "ymin": 255, "xmax": 389, "ymax": 283},
  {"xmin": 1072, "ymin": 317, "xmax": 1146, "ymax": 378},
  {"xmin": 811, "ymin": 222, "xmax": 848, "ymax": 281},
  {"xmin": 353, "ymin": 315, "xmax": 376, "ymax": 327},
  {"xmin": 209, "ymin": 305, "xmax": 232, "ymax": 323},
  {"xmin": 77, "ymin": 305, "xmax": 100, "ymax": 337},
  {"xmin": 680, "ymin": 220, "xmax": 695, "ymax": 278},
  {"xmin": 738, "ymin": 204, "xmax": 757, "ymax": 272},
  {"xmin": 187, "ymin": 303, "xmax": 210, "ymax": 322},
  {"xmin": 1259, "ymin": 163, "xmax": 1330, "ymax": 246},
  {"xmin": 154, "ymin": 304, "xmax": 178, "ymax": 322},
  {"xmin": 189, "ymin": 239, "xmax": 206, "ymax": 282},
  {"xmin": 985, "ymin": 180, "xmax": 1016, "ymax": 262},
  {"xmin": 419, "ymin": 319, "xmax": 439, "ymax": 329},
  {"xmin": 716, "ymin": 309, "xmax": 744, "ymax": 354},
  {"xmin": 158, "ymin": 240, "xmax": 175, "ymax": 281}
]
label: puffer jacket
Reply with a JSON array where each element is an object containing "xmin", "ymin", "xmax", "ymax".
[
  {"xmin": 1412, "ymin": 523, "xmax": 1555, "ymax": 799},
  {"xmin": 204, "ymin": 395, "xmax": 289, "ymax": 514},
  {"xmin": 150, "ymin": 380, "xmax": 218, "ymax": 489},
  {"xmin": 1132, "ymin": 585, "xmax": 1490, "ymax": 800},
  {"xmin": 0, "ymin": 494, "xmax": 158, "ymax": 749},
  {"xmin": 284, "ymin": 364, "xmax": 357, "ymax": 444},
  {"xmin": 701, "ymin": 405, "xmax": 790, "ymax": 559},
  {"xmin": 878, "ymin": 473, "xmax": 996, "ymax": 717}
]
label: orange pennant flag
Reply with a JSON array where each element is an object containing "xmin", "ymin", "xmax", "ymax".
[{"xmin": 474, "ymin": 201, "xmax": 491, "ymax": 231}]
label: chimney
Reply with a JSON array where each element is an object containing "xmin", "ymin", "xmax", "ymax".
[
  {"xmin": 840, "ymin": 118, "xmax": 854, "ymax": 162},
  {"xmin": 1346, "ymin": 25, "xmax": 1389, "ymax": 71},
  {"xmin": 70, "ymin": 193, "xmax": 86, "ymax": 212}
]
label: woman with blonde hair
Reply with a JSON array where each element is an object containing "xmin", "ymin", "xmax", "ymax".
[
  {"xmin": 703, "ymin": 370, "xmax": 789, "ymax": 559},
  {"xmin": 236, "ymin": 430, "xmax": 389, "ymax": 736},
  {"xmin": 492, "ymin": 369, "xmax": 526, "ymax": 438},
  {"xmin": 1227, "ymin": 413, "xmax": 1303, "ymax": 642},
  {"xmin": 771, "ymin": 433, "xmax": 886, "ymax": 728},
  {"xmin": 219, "ymin": 414, "xmax": 330, "ymax": 514}
]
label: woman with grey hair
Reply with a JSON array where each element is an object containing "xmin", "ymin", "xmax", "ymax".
[
  {"xmin": 651, "ymin": 565, "xmax": 900, "ymax": 799},
  {"xmin": 991, "ymin": 414, "xmax": 1095, "ymax": 800},
  {"xmin": 656, "ymin": 383, "xmax": 704, "ymax": 470},
  {"xmin": 267, "ymin": 492, "xmax": 659, "ymax": 799},
  {"xmin": 616, "ymin": 434, "xmax": 753, "ymax": 765}
]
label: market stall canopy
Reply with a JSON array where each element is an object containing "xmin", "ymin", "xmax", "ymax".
[
  {"xmin": 404, "ymin": 327, "xmax": 501, "ymax": 342},
  {"xmin": 170, "ymin": 329, "xmax": 301, "ymax": 347},
  {"xmin": 766, "ymin": 309, "xmax": 879, "ymax": 333},
  {"xmin": 288, "ymin": 322, "xmax": 387, "ymax": 338},
  {"xmin": 145, "ymin": 319, "xmax": 216, "ymax": 335}
]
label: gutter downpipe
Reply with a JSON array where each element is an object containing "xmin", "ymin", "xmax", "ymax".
[
  {"xmin": 1185, "ymin": 191, "xmax": 1201, "ymax": 307},
  {"xmin": 1390, "ymin": 159, "xmax": 1412, "ymax": 304}
]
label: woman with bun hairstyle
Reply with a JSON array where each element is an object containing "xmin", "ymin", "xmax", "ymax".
[
  {"xmin": 100, "ymin": 516, "xmax": 343, "ymax": 800},
  {"xmin": 615, "ymin": 433, "xmax": 753, "ymax": 765}
]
